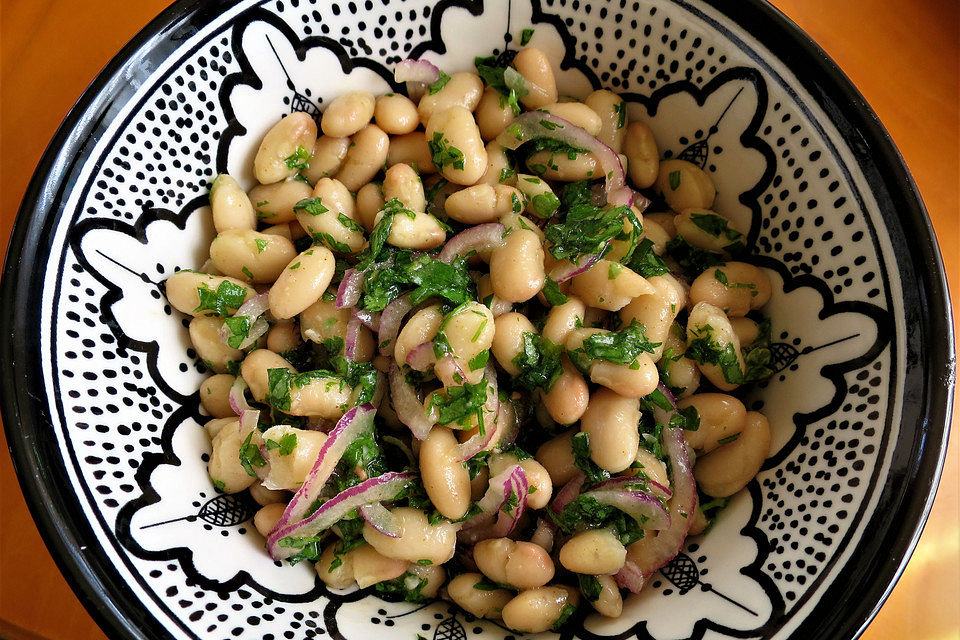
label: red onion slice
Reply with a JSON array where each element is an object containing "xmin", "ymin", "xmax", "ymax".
[
  {"xmin": 587, "ymin": 475, "xmax": 672, "ymax": 500},
  {"xmin": 614, "ymin": 561, "xmax": 646, "ymax": 594},
  {"xmin": 548, "ymin": 242, "xmax": 608, "ymax": 284},
  {"xmin": 434, "ymin": 354, "xmax": 468, "ymax": 388},
  {"xmin": 235, "ymin": 291, "xmax": 270, "ymax": 318},
  {"xmin": 439, "ymin": 223, "xmax": 506, "ymax": 264},
  {"xmin": 354, "ymin": 309, "xmax": 381, "ymax": 332},
  {"xmin": 530, "ymin": 517, "xmax": 556, "ymax": 552},
  {"xmin": 344, "ymin": 310, "xmax": 362, "ymax": 361},
  {"xmin": 394, "ymin": 58, "xmax": 440, "ymax": 84},
  {"xmin": 492, "ymin": 468, "xmax": 528, "ymax": 537},
  {"xmin": 378, "ymin": 294, "xmax": 413, "ymax": 355},
  {"xmin": 359, "ymin": 502, "xmax": 402, "ymax": 538},
  {"xmin": 454, "ymin": 364, "xmax": 500, "ymax": 461},
  {"xmin": 503, "ymin": 67, "xmax": 546, "ymax": 101},
  {"xmin": 387, "ymin": 362, "xmax": 434, "ymax": 440},
  {"xmin": 621, "ymin": 383, "xmax": 698, "ymax": 581},
  {"xmin": 496, "ymin": 112, "xmax": 650, "ymax": 210},
  {"xmin": 238, "ymin": 409, "xmax": 260, "ymax": 434},
  {"xmin": 550, "ymin": 472, "xmax": 586, "ymax": 515},
  {"xmin": 336, "ymin": 269, "xmax": 363, "ymax": 308},
  {"xmin": 272, "ymin": 403, "xmax": 377, "ymax": 527},
  {"xmin": 394, "ymin": 59, "xmax": 440, "ymax": 102},
  {"xmin": 582, "ymin": 488, "xmax": 670, "ymax": 530},
  {"xmin": 405, "ymin": 341, "xmax": 437, "ymax": 372},
  {"xmin": 219, "ymin": 292, "xmax": 271, "ymax": 349},
  {"xmin": 228, "ymin": 377, "xmax": 252, "ymax": 415},
  {"xmin": 268, "ymin": 471, "xmax": 415, "ymax": 560}
]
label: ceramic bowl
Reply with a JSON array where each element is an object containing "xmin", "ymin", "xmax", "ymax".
[{"xmin": 1, "ymin": 1, "xmax": 953, "ymax": 639}]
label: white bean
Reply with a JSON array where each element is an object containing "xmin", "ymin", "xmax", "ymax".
[
  {"xmin": 321, "ymin": 90, "xmax": 376, "ymax": 138},
  {"xmin": 559, "ymin": 529, "xmax": 626, "ymax": 575},
  {"xmin": 362, "ymin": 507, "xmax": 458, "ymax": 564},
  {"xmin": 579, "ymin": 388, "xmax": 641, "ymax": 473},
  {"xmin": 420, "ymin": 427, "xmax": 471, "ymax": 519},
  {"xmin": 210, "ymin": 174, "xmax": 256, "ymax": 232},
  {"xmin": 694, "ymin": 411, "xmax": 771, "ymax": 497},
  {"xmin": 248, "ymin": 178, "xmax": 313, "ymax": 224},
  {"xmin": 254, "ymin": 112, "xmax": 318, "ymax": 184},
  {"xmin": 269, "ymin": 245, "xmax": 336, "ymax": 319}
]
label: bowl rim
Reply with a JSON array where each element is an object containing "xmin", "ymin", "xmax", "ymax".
[{"xmin": 0, "ymin": 1, "xmax": 953, "ymax": 639}]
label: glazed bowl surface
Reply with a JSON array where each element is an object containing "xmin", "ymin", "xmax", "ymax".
[{"xmin": 1, "ymin": 1, "xmax": 952, "ymax": 640}]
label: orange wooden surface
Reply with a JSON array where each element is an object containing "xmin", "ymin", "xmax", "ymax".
[{"xmin": 0, "ymin": 1, "xmax": 957, "ymax": 638}]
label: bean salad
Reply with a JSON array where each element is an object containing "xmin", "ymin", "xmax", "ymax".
[{"xmin": 166, "ymin": 44, "xmax": 775, "ymax": 633}]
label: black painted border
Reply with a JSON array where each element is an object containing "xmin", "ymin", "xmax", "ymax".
[{"xmin": 0, "ymin": 2, "xmax": 952, "ymax": 640}]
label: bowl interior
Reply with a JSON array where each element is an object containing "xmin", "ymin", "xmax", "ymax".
[{"xmin": 3, "ymin": 1, "xmax": 951, "ymax": 640}]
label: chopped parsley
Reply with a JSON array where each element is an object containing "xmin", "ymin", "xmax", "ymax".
[
  {"xmin": 570, "ymin": 432, "xmax": 610, "ymax": 484},
  {"xmin": 465, "ymin": 451, "xmax": 492, "ymax": 480},
  {"xmin": 685, "ymin": 324, "xmax": 743, "ymax": 385},
  {"xmin": 614, "ymin": 100, "xmax": 627, "ymax": 129},
  {"xmin": 474, "ymin": 54, "xmax": 522, "ymax": 115},
  {"xmin": 550, "ymin": 491, "xmax": 646, "ymax": 547},
  {"xmin": 284, "ymin": 145, "xmax": 312, "ymax": 171},
  {"xmin": 427, "ymin": 379, "xmax": 489, "ymax": 429},
  {"xmin": 668, "ymin": 169, "xmax": 681, "ymax": 190},
  {"xmin": 541, "ymin": 277, "xmax": 569, "ymax": 306},
  {"xmin": 293, "ymin": 197, "xmax": 329, "ymax": 217},
  {"xmin": 468, "ymin": 349, "xmax": 490, "ymax": 371},
  {"xmin": 355, "ymin": 198, "xmax": 414, "ymax": 270},
  {"xmin": 714, "ymin": 268, "xmax": 758, "ymax": 295},
  {"xmin": 520, "ymin": 28, "xmax": 535, "ymax": 45},
  {"xmin": 222, "ymin": 315, "xmax": 252, "ymax": 349},
  {"xmin": 690, "ymin": 212, "xmax": 741, "ymax": 243},
  {"xmin": 238, "ymin": 430, "xmax": 266, "ymax": 477},
  {"xmin": 626, "ymin": 238, "xmax": 669, "ymax": 277},
  {"xmin": 254, "ymin": 238, "xmax": 269, "ymax": 253},
  {"xmin": 552, "ymin": 604, "xmax": 577, "ymax": 631},
  {"xmin": 241, "ymin": 266, "xmax": 255, "ymax": 280},
  {"xmin": 499, "ymin": 167, "xmax": 516, "ymax": 183},
  {"xmin": 265, "ymin": 367, "xmax": 342, "ymax": 413},
  {"xmin": 717, "ymin": 432, "xmax": 741, "ymax": 445},
  {"xmin": 428, "ymin": 131, "xmax": 465, "ymax": 171},
  {"xmin": 578, "ymin": 574, "xmax": 603, "ymax": 601},
  {"xmin": 193, "ymin": 280, "xmax": 248, "ymax": 316},
  {"xmin": 511, "ymin": 333, "xmax": 563, "ymax": 392},
  {"xmin": 360, "ymin": 248, "xmax": 474, "ymax": 311},
  {"xmin": 265, "ymin": 432, "xmax": 298, "ymax": 455},
  {"xmin": 530, "ymin": 191, "xmax": 560, "ymax": 218},
  {"xmin": 428, "ymin": 70, "xmax": 451, "ymax": 95},
  {"xmin": 568, "ymin": 319, "xmax": 660, "ymax": 369},
  {"xmin": 665, "ymin": 235, "xmax": 725, "ymax": 280},
  {"xmin": 544, "ymin": 202, "xmax": 626, "ymax": 262}
]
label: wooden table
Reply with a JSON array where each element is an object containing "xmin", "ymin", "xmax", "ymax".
[{"xmin": 1, "ymin": 1, "xmax": 957, "ymax": 638}]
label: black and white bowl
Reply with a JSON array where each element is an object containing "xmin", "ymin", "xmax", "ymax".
[{"xmin": 1, "ymin": 1, "xmax": 953, "ymax": 639}]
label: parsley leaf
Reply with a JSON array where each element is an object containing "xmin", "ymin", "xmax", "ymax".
[
  {"xmin": 626, "ymin": 238, "xmax": 669, "ymax": 278},
  {"xmin": 265, "ymin": 432, "xmax": 298, "ymax": 455},
  {"xmin": 293, "ymin": 197, "xmax": 329, "ymax": 216},
  {"xmin": 578, "ymin": 574, "xmax": 603, "ymax": 601},
  {"xmin": 541, "ymin": 277, "xmax": 569, "ymax": 305},
  {"xmin": 668, "ymin": 170, "xmax": 681, "ymax": 190},
  {"xmin": 743, "ymin": 345, "xmax": 774, "ymax": 382},
  {"xmin": 193, "ymin": 280, "xmax": 249, "ymax": 316},
  {"xmin": 545, "ymin": 203, "xmax": 625, "ymax": 262},
  {"xmin": 665, "ymin": 235, "xmax": 725, "ymax": 279},
  {"xmin": 690, "ymin": 212, "xmax": 742, "ymax": 243},
  {"xmin": 428, "ymin": 70, "xmax": 451, "ymax": 95},
  {"xmin": 685, "ymin": 324, "xmax": 743, "ymax": 385},
  {"xmin": 511, "ymin": 333, "xmax": 563, "ymax": 392},
  {"xmin": 531, "ymin": 191, "xmax": 560, "ymax": 218},
  {"xmin": 222, "ymin": 315, "xmax": 252, "ymax": 349},
  {"xmin": 428, "ymin": 379, "xmax": 489, "ymax": 428},
  {"xmin": 474, "ymin": 54, "xmax": 522, "ymax": 116},
  {"xmin": 284, "ymin": 145, "xmax": 312, "ymax": 171},
  {"xmin": 238, "ymin": 430, "xmax": 266, "ymax": 478},
  {"xmin": 520, "ymin": 28, "xmax": 535, "ymax": 45},
  {"xmin": 360, "ymin": 249, "xmax": 474, "ymax": 311},
  {"xmin": 428, "ymin": 131, "xmax": 465, "ymax": 171},
  {"xmin": 254, "ymin": 238, "xmax": 268, "ymax": 253},
  {"xmin": 568, "ymin": 319, "xmax": 660, "ymax": 367},
  {"xmin": 570, "ymin": 432, "xmax": 610, "ymax": 483}
]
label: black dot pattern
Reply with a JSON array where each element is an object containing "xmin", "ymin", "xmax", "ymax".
[{"xmin": 48, "ymin": 0, "xmax": 896, "ymax": 637}]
